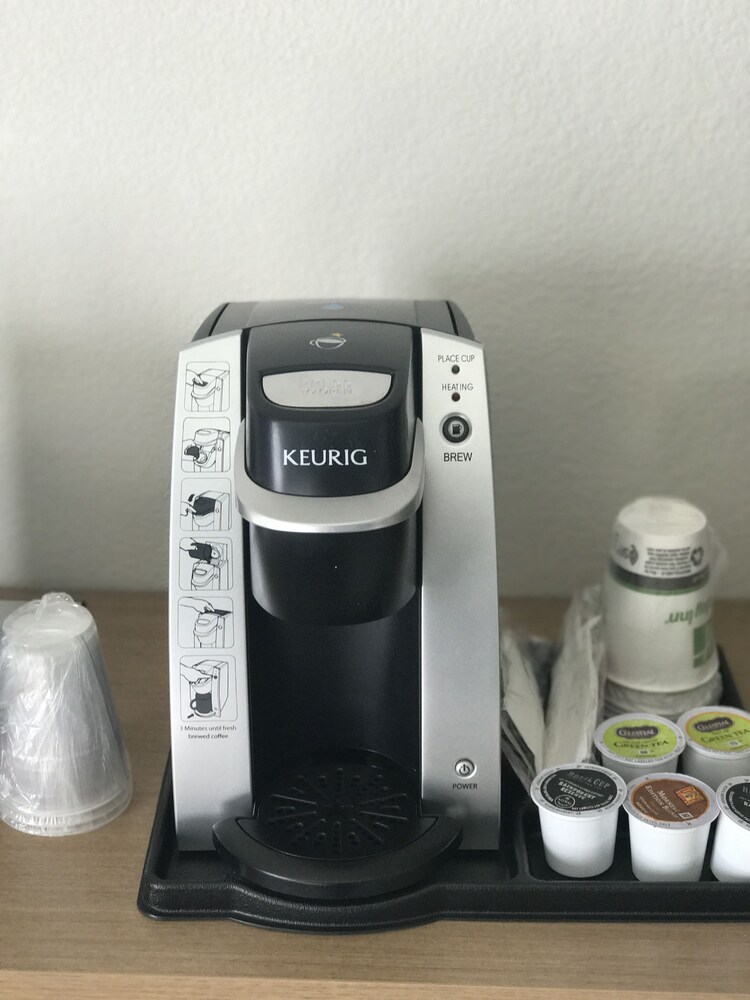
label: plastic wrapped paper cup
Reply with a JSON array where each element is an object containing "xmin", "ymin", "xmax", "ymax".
[
  {"xmin": 710, "ymin": 776, "xmax": 750, "ymax": 882},
  {"xmin": 0, "ymin": 593, "xmax": 132, "ymax": 836},
  {"xmin": 603, "ymin": 496, "xmax": 719, "ymax": 694},
  {"xmin": 677, "ymin": 706, "xmax": 750, "ymax": 790},
  {"xmin": 594, "ymin": 713, "xmax": 685, "ymax": 784},
  {"xmin": 530, "ymin": 763, "xmax": 627, "ymax": 878},
  {"xmin": 624, "ymin": 773, "xmax": 718, "ymax": 881}
]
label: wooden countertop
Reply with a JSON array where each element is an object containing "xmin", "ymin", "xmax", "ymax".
[{"xmin": 0, "ymin": 591, "xmax": 748, "ymax": 999}]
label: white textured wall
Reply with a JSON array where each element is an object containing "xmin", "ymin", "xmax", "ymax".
[{"xmin": 2, "ymin": 0, "xmax": 748, "ymax": 596}]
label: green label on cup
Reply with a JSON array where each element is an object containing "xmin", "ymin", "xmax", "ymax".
[
  {"xmin": 602, "ymin": 719, "xmax": 678, "ymax": 760},
  {"xmin": 685, "ymin": 712, "xmax": 750, "ymax": 753}
]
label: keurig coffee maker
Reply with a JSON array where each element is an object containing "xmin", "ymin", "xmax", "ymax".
[{"xmin": 167, "ymin": 300, "xmax": 500, "ymax": 901}]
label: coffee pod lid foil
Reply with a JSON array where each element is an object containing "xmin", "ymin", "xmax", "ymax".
[
  {"xmin": 624, "ymin": 773, "xmax": 719, "ymax": 829},
  {"xmin": 715, "ymin": 776, "xmax": 750, "ymax": 832},
  {"xmin": 595, "ymin": 713, "xmax": 685, "ymax": 766},
  {"xmin": 678, "ymin": 706, "xmax": 750, "ymax": 759},
  {"xmin": 530, "ymin": 763, "xmax": 627, "ymax": 819}
]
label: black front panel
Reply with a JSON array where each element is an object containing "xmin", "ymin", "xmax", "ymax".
[
  {"xmin": 245, "ymin": 591, "xmax": 421, "ymax": 798},
  {"xmin": 249, "ymin": 517, "xmax": 416, "ymax": 625},
  {"xmin": 246, "ymin": 321, "xmax": 414, "ymax": 497}
]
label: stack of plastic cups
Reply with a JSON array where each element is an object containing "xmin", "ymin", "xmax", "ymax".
[
  {"xmin": 0, "ymin": 593, "xmax": 132, "ymax": 836},
  {"xmin": 603, "ymin": 497, "xmax": 722, "ymax": 721}
]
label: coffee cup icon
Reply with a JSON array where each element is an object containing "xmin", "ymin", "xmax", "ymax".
[{"xmin": 310, "ymin": 333, "xmax": 347, "ymax": 350}]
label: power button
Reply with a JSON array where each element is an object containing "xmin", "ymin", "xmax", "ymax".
[
  {"xmin": 442, "ymin": 415, "xmax": 471, "ymax": 444},
  {"xmin": 455, "ymin": 758, "xmax": 476, "ymax": 779}
]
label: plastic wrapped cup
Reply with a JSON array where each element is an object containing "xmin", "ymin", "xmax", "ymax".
[
  {"xmin": 594, "ymin": 713, "xmax": 685, "ymax": 784},
  {"xmin": 710, "ymin": 777, "xmax": 750, "ymax": 882},
  {"xmin": 0, "ymin": 593, "xmax": 132, "ymax": 835},
  {"xmin": 530, "ymin": 763, "xmax": 627, "ymax": 878},
  {"xmin": 677, "ymin": 706, "xmax": 750, "ymax": 790},
  {"xmin": 603, "ymin": 496, "xmax": 719, "ymax": 694},
  {"xmin": 624, "ymin": 773, "xmax": 718, "ymax": 881}
]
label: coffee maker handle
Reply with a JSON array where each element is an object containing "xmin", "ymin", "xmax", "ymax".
[{"xmin": 233, "ymin": 419, "xmax": 425, "ymax": 535}]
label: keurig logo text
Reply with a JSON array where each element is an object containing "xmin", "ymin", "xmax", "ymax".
[{"xmin": 282, "ymin": 448, "xmax": 368, "ymax": 467}]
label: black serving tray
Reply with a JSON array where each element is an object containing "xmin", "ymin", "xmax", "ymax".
[{"xmin": 138, "ymin": 648, "xmax": 749, "ymax": 931}]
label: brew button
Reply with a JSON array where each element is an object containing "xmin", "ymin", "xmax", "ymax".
[
  {"xmin": 455, "ymin": 758, "xmax": 476, "ymax": 778},
  {"xmin": 442, "ymin": 415, "xmax": 471, "ymax": 444}
]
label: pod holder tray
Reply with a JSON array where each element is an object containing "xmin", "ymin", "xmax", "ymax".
[{"xmin": 138, "ymin": 649, "xmax": 750, "ymax": 931}]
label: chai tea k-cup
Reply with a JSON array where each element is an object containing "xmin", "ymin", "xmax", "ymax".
[
  {"xmin": 677, "ymin": 706, "xmax": 750, "ymax": 789},
  {"xmin": 624, "ymin": 773, "xmax": 718, "ymax": 881},
  {"xmin": 603, "ymin": 497, "xmax": 719, "ymax": 694},
  {"xmin": 530, "ymin": 763, "xmax": 627, "ymax": 878},
  {"xmin": 594, "ymin": 713, "xmax": 685, "ymax": 784},
  {"xmin": 710, "ymin": 776, "xmax": 750, "ymax": 882}
]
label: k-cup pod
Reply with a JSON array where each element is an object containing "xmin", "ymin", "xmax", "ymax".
[
  {"xmin": 530, "ymin": 763, "xmax": 627, "ymax": 878},
  {"xmin": 677, "ymin": 706, "xmax": 750, "ymax": 789},
  {"xmin": 624, "ymin": 773, "xmax": 718, "ymax": 881},
  {"xmin": 594, "ymin": 713, "xmax": 685, "ymax": 784},
  {"xmin": 0, "ymin": 593, "xmax": 132, "ymax": 836},
  {"xmin": 710, "ymin": 776, "xmax": 750, "ymax": 882},
  {"xmin": 603, "ymin": 497, "xmax": 719, "ymax": 694}
]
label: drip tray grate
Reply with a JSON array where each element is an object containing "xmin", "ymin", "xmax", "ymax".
[{"xmin": 256, "ymin": 761, "xmax": 419, "ymax": 861}]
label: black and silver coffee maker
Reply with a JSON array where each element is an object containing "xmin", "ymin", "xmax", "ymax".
[{"xmin": 168, "ymin": 300, "xmax": 500, "ymax": 900}]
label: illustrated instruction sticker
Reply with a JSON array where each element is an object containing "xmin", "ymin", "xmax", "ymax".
[
  {"xmin": 177, "ymin": 597, "xmax": 234, "ymax": 649},
  {"xmin": 178, "ymin": 538, "xmax": 232, "ymax": 591},
  {"xmin": 185, "ymin": 362, "xmax": 230, "ymax": 412},
  {"xmin": 180, "ymin": 479, "xmax": 232, "ymax": 532},
  {"xmin": 181, "ymin": 418, "xmax": 231, "ymax": 473},
  {"xmin": 179, "ymin": 655, "xmax": 237, "ymax": 722}
]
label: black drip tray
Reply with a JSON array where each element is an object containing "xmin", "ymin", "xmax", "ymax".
[
  {"xmin": 138, "ymin": 648, "xmax": 750, "ymax": 931},
  {"xmin": 212, "ymin": 759, "xmax": 462, "ymax": 900}
]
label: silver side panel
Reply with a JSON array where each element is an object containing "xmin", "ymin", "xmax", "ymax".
[
  {"xmin": 169, "ymin": 330, "xmax": 252, "ymax": 850},
  {"xmin": 420, "ymin": 328, "xmax": 501, "ymax": 849}
]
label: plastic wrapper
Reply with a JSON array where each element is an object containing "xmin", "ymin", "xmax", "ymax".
[
  {"xmin": 500, "ymin": 630, "xmax": 546, "ymax": 786},
  {"xmin": 501, "ymin": 588, "xmax": 605, "ymax": 790},
  {"xmin": 544, "ymin": 586, "xmax": 605, "ymax": 770},
  {"xmin": 0, "ymin": 593, "xmax": 132, "ymax": 836},
  {"xmin": 603, "ymin": 671, "xmax": 723, "ymax": 722}
]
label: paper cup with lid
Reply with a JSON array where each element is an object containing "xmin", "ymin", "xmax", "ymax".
[
  {"xmin": 677, "ymin": 706, "xmax": 750, "ymax": 789},
  {"xmin": 710, "ymin": 776, "xmax": 750, "ymax": 881},
  {"xmin": 594, "ymin": 713, "xmax": 685, "ymax": 784},
  {"xmin": 603, "ymin": 496, "xmax": 719, "ymax": 694},
  {"xmin": 624, "ymin": 773, "xmax": 718, "ymax": 881},
  {"xmin": 530, "ymin": 763, "xmax": 627, "ymax": 878}
]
